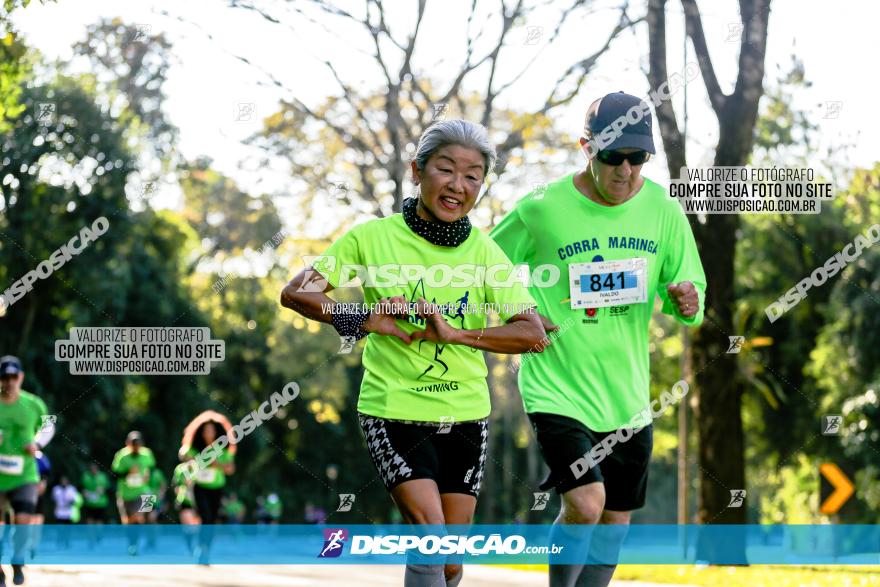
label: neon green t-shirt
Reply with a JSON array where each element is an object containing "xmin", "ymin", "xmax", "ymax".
[
  {"xmin": 0, "ymin": 390, "xmax": 48, "ymax": 491},
  {"xmin": 172, "ymin": 462, "xmax": 194, "ymax": 507},
  {"xmin": 265, "ymin": 497, "xmax": 282, "ymax": 519},
  {"xmin": 111, "ymin": 446, "xmax": 156, "ymax": 501},
  {"xmin": 491, "ymin": 174, "xmax": 706, "ymax": 431},
  {"xmin": 81, "ymin": 470, "xmax": 110, "ymax": 508},
  {"xmin": 314, "ymin": 213, "xmax": 537, "ymax": 422},
  {"xmin": 185, "ymin": 447, "xmax": 233, "ymax": 489},
  {"xmin": 150, "ymin": 468, "xmax": 167, "ymax": 499},
  {"xmin": 223, "ymin": 499, "xmax": 245, "ymax": 518}
]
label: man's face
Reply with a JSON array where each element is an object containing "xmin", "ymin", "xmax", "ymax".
[
  {"xmin": 581, "ymin": 138, "xmax": 648, "ymax": 204},
  {"xmin": 0, "ymin": 372, "xmax": 23, "ymax": 394},
  {"xmin": 410, "ymin": 144, "xmax": 485, "ymax": 223},
  {"xmin": 130, "ymin": 440, "xmax": 142, "ymax": 454}
]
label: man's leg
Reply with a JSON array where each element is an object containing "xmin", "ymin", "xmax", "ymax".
[
  {"xmin": 574, "ymin": 509, "xmax": 631, "ymax": 587},
  {"xmin": 8, "ymin": 484, "xmax": 40, "ymax": 586},
  {"xmin": 575, "ymin": 423, "xmax": 652, "ymax": 587},
  {"xmin": 550, "ymin": 482, "xmax": 605, "ymax": 587}
]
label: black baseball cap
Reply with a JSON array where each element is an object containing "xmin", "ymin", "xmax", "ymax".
[
  {"xmin": 0, "ymin": 356, "xmax": 22, "ymax": 376},
  {"xmin": 585, "ymin": 91, "xmax": 656, "ymax": 154}
]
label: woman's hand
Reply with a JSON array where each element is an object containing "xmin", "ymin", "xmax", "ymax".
[
  {"xmin": 363, "ymin": 296, "xmax": 413, "ymax": 344},
  {"xmin": 409, "ymin": 298, "xmax": 462, "ymax": 345}
]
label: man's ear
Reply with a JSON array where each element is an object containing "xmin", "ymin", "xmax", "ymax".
[{"xmin": 410, "ymin": 160, "xmax": 421, "ymax": 185}]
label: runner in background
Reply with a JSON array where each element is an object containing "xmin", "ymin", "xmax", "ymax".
[
  {"xmin": 172, "ymin": 460, "xmax": 198, "ymax": 524},
  {"xmin": 303, "ymin": 501, "xmax": 325, "ymax": 524},
  {"xmin": 147, "ymin": 467, "xmax": 167, "ymax": 524},
  {"xmin": 264, "ymin": 493, "xmax": 282, "ymax": 524},
  {"xmin": 81, "ymin": 463, "xmax": 109, "ymax": 547},
  {"xmin": 28, "ymin": 450, "xmax": 51, "ymax": 560},
  {"xmin": 172, "ymin": 459, "xmax": 199, "ymax": 554},
  {"xmin": 0, "ymin": 356, "xmax": 53, "ymax": 586},
  {"xmin": 81, "ymin": 463, "xmax": 110, "ymax": 524},
  {"xmin": 111, "ymin": 431, "xmax": 155, "ymax": 555},
  {"xmin": 50, "ymin": 477, "xmax": 78, "ymax": 524},
  {"xmin": 51, "ymin": 476, "xmax": 79, "ymax": 549},
  {"xmin": 179, "ymin": 411, "xmax": 236, "ymax": 564},
  {"xmin": 254, "ymin": 496, "xmax": 269, "ymax": 524},
  {"xmin": 111, "ymin": 431, "xmax": 155, "ymax": 525},
  {"xmin": 144, "ymin": 466, "xmax": 167, "ymax": 550},
  {"xmin": 220, "ymin": 493, "xmax": 245, "ymax": 524}
]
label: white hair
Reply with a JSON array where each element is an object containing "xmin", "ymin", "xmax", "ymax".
[{"xmin": 413, "ymin": 119, "xmax": 497, "ymax": 175}]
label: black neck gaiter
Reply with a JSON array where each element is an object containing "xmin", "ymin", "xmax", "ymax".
[{"xmin": 402, "ymin": 196, "xmax": 472, "ymax": 247}]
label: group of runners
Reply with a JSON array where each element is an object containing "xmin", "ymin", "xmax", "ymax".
[
  {"xmin": 0, "ymin": 90, "xmax": 705, "ymax": 586},
  {"xmin": 281, "ymin": 91, "xmax": 707, "ymax": 587},
  {"xmin": 0, "ymin": 354, "xmax": 250, "ymax": 578}
]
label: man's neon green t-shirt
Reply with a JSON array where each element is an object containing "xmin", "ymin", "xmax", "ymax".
[
  {"xmin": 315, "ymin": 214, "xmax": 537, "ymax": 422},
  {"xmin": 111, "ymin": 446, "xmax": 156, "ymax": 501},
  {"xmin": 491, "ymin": 174, "xmax": 706, "ymax": 432},
  {"xmin": 185, "ymin": 447, "xmax": 232, "ymax": 489},
  {"xmin": 0, "ymin": 390, "xmax": 48, "ymax": 491},
  {"xmin": 81, "ymin": 470, "xmax": 110, "ymax": 508}
]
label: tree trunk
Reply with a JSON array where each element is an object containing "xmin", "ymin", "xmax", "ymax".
[{"xmin": 648, "ymin": 0, "xmax": 771, "ymax": 563}]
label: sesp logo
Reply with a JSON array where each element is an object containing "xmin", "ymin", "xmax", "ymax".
[{"xmin": 318, "ymin": 528, "xmax": 348, "ymax": 558}]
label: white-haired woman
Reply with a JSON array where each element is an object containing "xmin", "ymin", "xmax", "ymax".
[{"xmin": 281, "ymin": 119, "xmax": 547, "ymax": 586}]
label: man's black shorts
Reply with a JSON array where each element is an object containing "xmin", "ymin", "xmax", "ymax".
[
  {"xmin": 358, "ymin": 414, "xmax": 488, "ymax": 497},
  {"xmin": 528, "ymin": 412, "xmax": 653, "ymax": 511},
  {"xmin": 82, "ymin": 505, "xmax": 106, "ymax": 522}
]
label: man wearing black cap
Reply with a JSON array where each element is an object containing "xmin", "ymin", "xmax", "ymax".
[
  {"xmin": 491, "ymin": 92, "xmax": 706, "ymax": 586},
  {"xmin": 0, "ymin": 355, "xmax": 52, "ymax": 586},
  {"xmin": 111, "ymin": 430, "xmax": 156, "ymax": 528}
]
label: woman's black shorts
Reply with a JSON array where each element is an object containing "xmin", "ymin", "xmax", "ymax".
[{"xmin": 358, "ymin": 414, "xmax": 489, "ymax": 497}]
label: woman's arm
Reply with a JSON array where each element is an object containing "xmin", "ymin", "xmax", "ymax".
[
  {"xmin": 279, "ymin": 267, "xmax": 336, "ymax": 324},
  {"xmin": 280, "ymin": 267, "xmax": 413, "ymax": 343},
  {"xmin": 410, "ymin": 299, "xmax": 549, "ymax": 354}
]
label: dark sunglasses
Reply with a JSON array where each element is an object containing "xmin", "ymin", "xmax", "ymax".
[{"xmin": 596, "ymin": 150, "xmax": 650, "ymax": 166}]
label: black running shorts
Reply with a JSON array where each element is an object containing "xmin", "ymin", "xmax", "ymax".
[
  {"xmin": 529, "ymin": 412, "xmax": 653, "ymax": 511},
  {"xmin": 358, "ymin": 414, "xmax": 489, "ymax": 497}
]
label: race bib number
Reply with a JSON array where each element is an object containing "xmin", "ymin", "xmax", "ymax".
[
  {"xmin": 85, "ymin": 491, "xmax": 99, "ymax": 502},
  {"xmin": 195, "ymin": 468, "xmax": 218, "ymax": 484},
  {"xmin": 126, "ymin": 472, "xmax": 146, "ymax": 488},
  {"xmin": 0, "ymin": 455, "xmax": 24, "ymax": 476},
  {"xmin": 569, "ymin": 258, "xmax": 648, "ymax": 309}
]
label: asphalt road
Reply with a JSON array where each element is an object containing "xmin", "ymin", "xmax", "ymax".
[{"xmin": 15, "ymin": 564, "xmax": 696, "ymax": 586}]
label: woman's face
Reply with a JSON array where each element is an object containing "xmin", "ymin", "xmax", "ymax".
[
  {"xmin": 202, "ymin": 422, "xmax": 217, "ymax": 444},
  {"xmin": 411, "ymin": 144, "xmax": 486, "ymax": 223}
]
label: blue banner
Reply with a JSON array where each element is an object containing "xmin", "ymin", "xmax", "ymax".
[{"xmin": 0, "ymin": 524, "xmax": 876, "ymax": 565}]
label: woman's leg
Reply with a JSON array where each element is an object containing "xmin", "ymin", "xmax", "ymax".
[
  {"xmin": 439, "ymin": 494, "xmax": 476, "ymax": 586},
  {"xmin": 391, "ymin": 479, "xmax": 444, "ymax": 524},
  {"xmin": 391, "ymin": 479, "xmax": 447, "ymax": 587}
]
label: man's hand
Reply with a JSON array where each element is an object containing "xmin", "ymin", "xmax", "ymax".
[
  {"xmin": 23, "ymin": 442, "xmax": 37, "ymax": 456},
  {"xmin": 667, "ymin": 281, "xmax": 699, "ymax": 318},
  {"xmin": 538, "ymin": 313, "xmax": 559, "ymax": 334},
  {"xmin": 362, "ymin": 296, "xmax": 413, "ymax": 344}
]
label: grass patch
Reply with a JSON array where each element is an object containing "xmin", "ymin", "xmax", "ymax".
[{"xmin": 501, "ymin": 564, "xmax": 880, "ymax": 586}]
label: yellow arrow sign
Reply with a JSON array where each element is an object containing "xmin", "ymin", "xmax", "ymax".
[{"xmin": 819, "ymin": 463, "xmax": 854, "ymax": 514}]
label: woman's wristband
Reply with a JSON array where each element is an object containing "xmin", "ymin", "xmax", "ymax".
[{"xmin": 330, "ymin": 303, "xmax": 370, "ymax": 341}]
